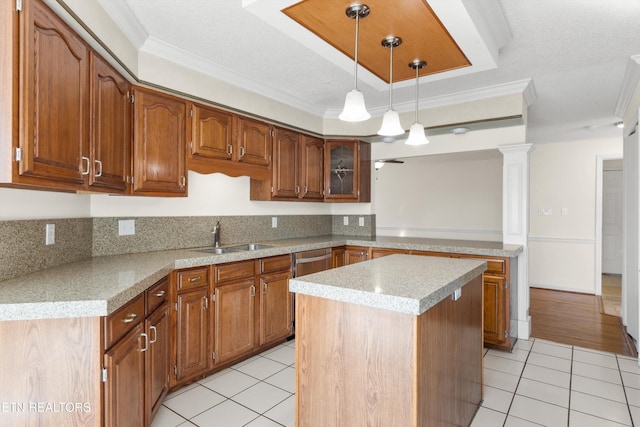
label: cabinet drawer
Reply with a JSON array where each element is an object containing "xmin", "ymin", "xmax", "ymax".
[
  {"xmin": 146, "ymin": 277, "xmax": 168, "ymax": 314},
  {"xmin": 176, "ymin": 267, "xmax": 209, "ymax": 291},
  {"xmin": 260, "ymin": 255, "xmax": 291, "ymax": 274},
  {"xmin": 215, "ymin": 260, "xmax": 255, "ymax": 284},
  {"xmin": 105, "ymin": 293, "xmax": 145, "ymax": 350},
  {"xmin": 463, "ymin": 256, "xmax": 506, "ymax": 275}
]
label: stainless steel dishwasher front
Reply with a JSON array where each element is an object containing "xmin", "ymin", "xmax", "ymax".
[{"xmin": 293, "ymin": 248, "xmax": 332, "ymax": 277}]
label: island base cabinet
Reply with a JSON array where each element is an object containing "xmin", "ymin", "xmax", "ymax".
[
  {"xmin": 295, "ymin": 276, "xmax": 483, "ymax": 427},
  {"xmin": 0, "ymin": 317, "xmax": 102, "ymax": 426}
]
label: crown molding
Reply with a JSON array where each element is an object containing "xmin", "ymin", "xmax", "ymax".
[
  {"xmin": 614, "ymin": 54, "xmax": 640, "ymax": 118},
  {"xmin": 97, "ymin": 0, "xmax": 147, "ymax": 49},
  {"xmin": 140, "ymin": 37, "xmax": 327, "ymax": 117}
]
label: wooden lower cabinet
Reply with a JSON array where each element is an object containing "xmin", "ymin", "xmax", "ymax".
[
  {"xmin": 104, "ymin": 276, "xmax": 170, "ymax": 427},
  {"xmin": 104, "ymin": 323, "xmax": 146, "ymax": 427},
  {"xmin": 214, "ymin": 278, "xmax": 257, "ymax": 364},
  {"xmin": 483, "ymin": 274, "xmax": 507, "ymax": 346},
  {"xmin": 259, "ymin": 270, "xmax": 292, "ymax": 345},
  {"xmin": 173, "ymin": 285, "xmax": 211, "ymax": 386},
  {"xmin": 345, "ymin": 246, "xmax": 369, "ymax": 264},
  {"xmin": 145, "ymin": 302, "xmax": 170, "ymax": 424}
]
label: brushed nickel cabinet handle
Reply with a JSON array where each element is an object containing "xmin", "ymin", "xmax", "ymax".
[
  {"xmin": 188, "ymin": 276, "xmax": 201, "ymax": 282},
  {"xmin": 149, "ymin": 326, "xmax": 157, "ymax": 344},
  {"xmin": 122, "ymin": 313, "xmax": 137, "ymax": 323},
  {"xmin": 81, "ymin": 156, "xmax": 90, "ymax": 175},
  {"xmin": 94, "ymin": 159, "xmax": 103, "ymax": 177},
  {"xmin": 140, "ymin": 333, "xmax": 148, "ymax": 352}
]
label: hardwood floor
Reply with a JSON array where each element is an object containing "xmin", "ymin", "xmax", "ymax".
[{"xmin": 529, "ymin": 287, "xmax": 637, "ymax": 357}]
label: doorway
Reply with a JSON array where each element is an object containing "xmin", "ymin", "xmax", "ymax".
[{"xmin": 600, "ymin": 160, "xmax": 624, "ymax": 318}]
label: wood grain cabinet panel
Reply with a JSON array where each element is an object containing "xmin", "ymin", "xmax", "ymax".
[
  {"xmin": 145, "ymin": 302, "xmax": 170, "ymax": 425},
  {"xmin": 18, "ymin": 0, "xmax": 89, "ymax": 187},
  {"xmin": 345, "ymin": 246, "xmax": 369, "ymax": 264},
  {"xmin": 89, "ymin": 52, "xmax": 130, "ymax": 192},
  {"xmin": 104, "ymin": 322, "xmax": 145, "ymax": 427},
  {"xmin": 300, "ymin": 135, "xmax": 325, "ymax": 200},
  {"xmin": 482, "ymin": 274, "xmax": 507, "ymax": 346},
  {"xmin": 271, "ymin": 127, "xmax": 300, "ymax": 199},
  {"xmin": 174, "ymin": 287, "xmax": 210, "ymax": 384},
  {"xmin": 236, "ymin": 116, "xmax": 271, "ymax": 166},
  {"xmin": 214, "ymin": 278, "xmax": 257, "ymax": 364},
  {"xmin": 259, "ymin": 270, "xmax": 292, "ymax": 345},
  {"xmin": 190, "ymin": 103, "xmax": 234, "ymax": 161},
  {"xmin": 132, "ymin": 87, "xmax": 187, "ymax": 196}
]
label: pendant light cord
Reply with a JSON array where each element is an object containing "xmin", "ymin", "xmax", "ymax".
[
  {"xmin": 414, "ymin": 65, "xmax": 419, "ymax": 123},
  {"xmin": 388, "ymin": 44, "xmax": 394, "ymax": 108},
  {"xmin": 353, "ymin": 13, "xmax": 359, "ymax": 90}
]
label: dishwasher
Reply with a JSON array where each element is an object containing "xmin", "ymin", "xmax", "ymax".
[
  {"xmin": 291, "ymin": 248, "xmax": 332, "ymax": 337},
  {"xmin": 293, "ymin": 248, "xmax": 332, "ymax": 277}
]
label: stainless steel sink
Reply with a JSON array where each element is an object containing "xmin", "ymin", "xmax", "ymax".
[{"xmin": 195, "ymin": 243, "xmax": 273, "ymax": 254}]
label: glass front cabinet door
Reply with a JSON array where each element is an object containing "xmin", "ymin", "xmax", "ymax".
[{"xmin": 325, "ymin": 140, "xmax": 359, "ymax": 201}]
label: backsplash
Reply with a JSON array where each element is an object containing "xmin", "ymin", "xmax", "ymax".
[
  {"xmin": 0, "ymin": 214, "xmax": 375, "ymax": 281},
  {"xmin": 0, "ymin": 219, "xmax": 93, "ymax": 282}
]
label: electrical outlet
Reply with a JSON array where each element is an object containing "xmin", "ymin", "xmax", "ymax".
[
  {"xmin": 343, "ymin": 216, "xmax": 349, "ymax": 226},
  {"xmin": 272, "ymin": 217, "xmax": 278, "ymax": 228},
  {"xmin": 561, "ymin": 208, "xmax": 568, "ymax": 216},
  {"xmin": 358, "ymin": 217, "xmax": 365, "ymax": 227},
  {"xmin": 45, "ymin": 224, "xmax": 55, "ymax": 245},
  {"xmin": 118, "ymin": 219, "xmax": 135, "ymax": 236}
]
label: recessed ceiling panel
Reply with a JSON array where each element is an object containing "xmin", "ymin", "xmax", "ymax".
[{"xmin": 283, "ymin": 0, "xmax": 471, "ymax": 83}]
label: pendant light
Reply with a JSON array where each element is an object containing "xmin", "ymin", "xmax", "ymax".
[
  {"xmin": 377, "ymin": 36, "xmax": 404, "ymax": 136},
  {"xmin": 405, "ymin": 59, "xmax": 429, "ymax": 146},
  {"xmin": 339, "ymin": 4, "xmax": 371, "ymax": 122}
]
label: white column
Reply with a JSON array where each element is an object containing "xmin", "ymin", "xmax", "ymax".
[{"xmin": 499, "ymin": 143, "xmax": 533, "ymax": 340}]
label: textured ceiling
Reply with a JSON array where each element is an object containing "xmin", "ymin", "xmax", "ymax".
[{"xmin": 98, "ymin": 0, "xmax": 640, "ymax": 143}]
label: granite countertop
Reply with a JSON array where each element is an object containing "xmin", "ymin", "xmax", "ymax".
[
  {"xmin": 0, "ymin": 235, "xmax": 521, "ymax": 321},
  {"xmin": 289, "ymin": 254, "xmax": 487, "ymax": 315}
]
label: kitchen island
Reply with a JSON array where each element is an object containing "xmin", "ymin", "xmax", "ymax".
[{"xmin": 289, "ymin": 254, "xmax": 487, "ymax": 427}]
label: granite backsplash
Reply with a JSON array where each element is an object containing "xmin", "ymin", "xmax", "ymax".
[{"xmin": 0, "ymin": 215, "xmax": 375, "ymax": 281}]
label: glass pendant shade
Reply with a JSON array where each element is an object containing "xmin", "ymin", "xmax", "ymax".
[
  {"xmin": 378, "ymin": 109, "xmax": 404, "ymax": 136},
  {"xmin": 406, "ymin": 122, "xmax": 429, "ymax": 146},
  {"xmin": 339, "ymin": 89, "xmax": 371, "ymax": 122}
]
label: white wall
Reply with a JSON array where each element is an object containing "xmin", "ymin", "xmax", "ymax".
[
  {"xmin": 0, "ymin": 188, "xmax": 90, "ymax": 220},
  {"xmin": 529, "ymin": 137, "xmax": 622, "ymax": 293},
  {"xmin": 89, "ymin": 171, "xmax": 336, "ymax": 217},
  {"xmin": 374, "ymin": 150, "xmax": 503, "ymax": 241}
]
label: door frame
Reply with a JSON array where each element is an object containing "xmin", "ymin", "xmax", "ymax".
[{"xmin": 595, "ymin": 154, "xmax": 623, "ymax": 297}]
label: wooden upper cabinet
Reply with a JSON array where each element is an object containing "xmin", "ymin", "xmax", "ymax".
[
  {"xmin": 325, "ymin": 140, "xmax": 359, "ymax": 201},
  {"xmin": 132, "ymin": 87, "xmax": 187, "ymax": 196},
  {"xmin": 300, "ymin": 135, "xmax": 324, "ymax": 200},
  {"xmin": 190, "ymin": 103, "xmax": 234, "ymax": 161},
  {"xmin": 17, "ymin": 0, "xmax": 89, "ymax": 187},
  {"xmin": 236, "ymin": 116, "xmax": 271, "ymax": 167},
  {"xmin": 89, "ymin": 52, "xmax": 131, "ymax": 193},
  {"xmin": 272, "ymin": 127, "xmax": 300, "ymax": 199}
]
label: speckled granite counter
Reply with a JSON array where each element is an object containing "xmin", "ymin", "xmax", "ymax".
[
  {"xmin": 0, "ymin": 235, "xmax": 520, "ymax": 321},
  {"xmin": 289, "ymin": 254, "xmax": 487, "ymax": 315}
]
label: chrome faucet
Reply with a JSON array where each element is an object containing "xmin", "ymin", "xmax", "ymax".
[{"xmin": 212, "ymin": 221, "xmax": 221, "ymax": 248}]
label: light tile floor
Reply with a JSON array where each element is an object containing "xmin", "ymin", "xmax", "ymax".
[{"xmin": 152, "ymin": 337, "xmax": 640, "ymax": 427}]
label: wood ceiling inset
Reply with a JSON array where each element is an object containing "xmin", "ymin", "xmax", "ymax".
[{"xmin": 283, "ymin": 0, "xmax": 471, "ymax": 83}]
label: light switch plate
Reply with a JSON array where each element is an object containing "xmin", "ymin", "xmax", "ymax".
[
  {"xmin": 272, "ymin": 217, "xmax": 278, "ymax": 228},
  {"xmin": 358, "ymin": 217, "xmax": 364, "ymax": 227},
  {"xmin": 343, "ymin": 216, "xmax": 349, "ymax": 226},
  {"xmin": 118, "ymin": 219, "xmax": 135, "ymax": 236},
  {"xmin": 538, "ymin": 208, "xmax": 552, "ymax": 216}
]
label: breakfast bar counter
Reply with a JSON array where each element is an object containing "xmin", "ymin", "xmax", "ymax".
[{"xmin": 289, "ymin": 254, "xmax": 487, "ymax": 427}]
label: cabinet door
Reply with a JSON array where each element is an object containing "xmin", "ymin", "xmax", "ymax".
[
  {"xmin": 19, "ymin": 0, "xmax": 89, "ymax": 186},
  {"xmin": 325, "ymin": 140, "xmax": 358, "ymax": 201},
  {"xmin": 272, "ymin": 127, "xmax": 300, "ymax": 199},
  {"xmin": 260, "ymin": 271, "xmax": 292, "ymax": 345},
  {"xmin": 483, "ymin": 275, "xmax": 507, "ymax": 346},
  {"xmin": 191, "ymin": 103, "xmax": 234, "ymax": 161},
  {"xmin": 332, "ymin": 247, "xmax": 345, "ymax": 268},
  {"xmin": 236, "ymin": 117, "xmax": 271, "ymax": 166},
  {"xmin": 175, "ymin": 288, "xmax": 210, "ymax": 385},
  {"xmin": 214, "ymin": 279, "xmax": 256, "ymax": 364},
  {"xmin": 104, "ymin": 323, "xmax": 145, "ymax": 427},
  {"xmin": 345, "ymin": 247, "xmax": 369, "ymax": 264},
  {"xmin": 132, "ymin": 87, "xmax": 187, "ymax": 195},
  {"xmin": 145, "ymin": 302, "xmax": 170, "ymax": 425},
  {"xmin": 300, "ymin": 135, "xmax": 324, "ymax": 200},
  {"xmin": 89, "ymin": 52, "xmax": 130, "ymax": 192}
]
